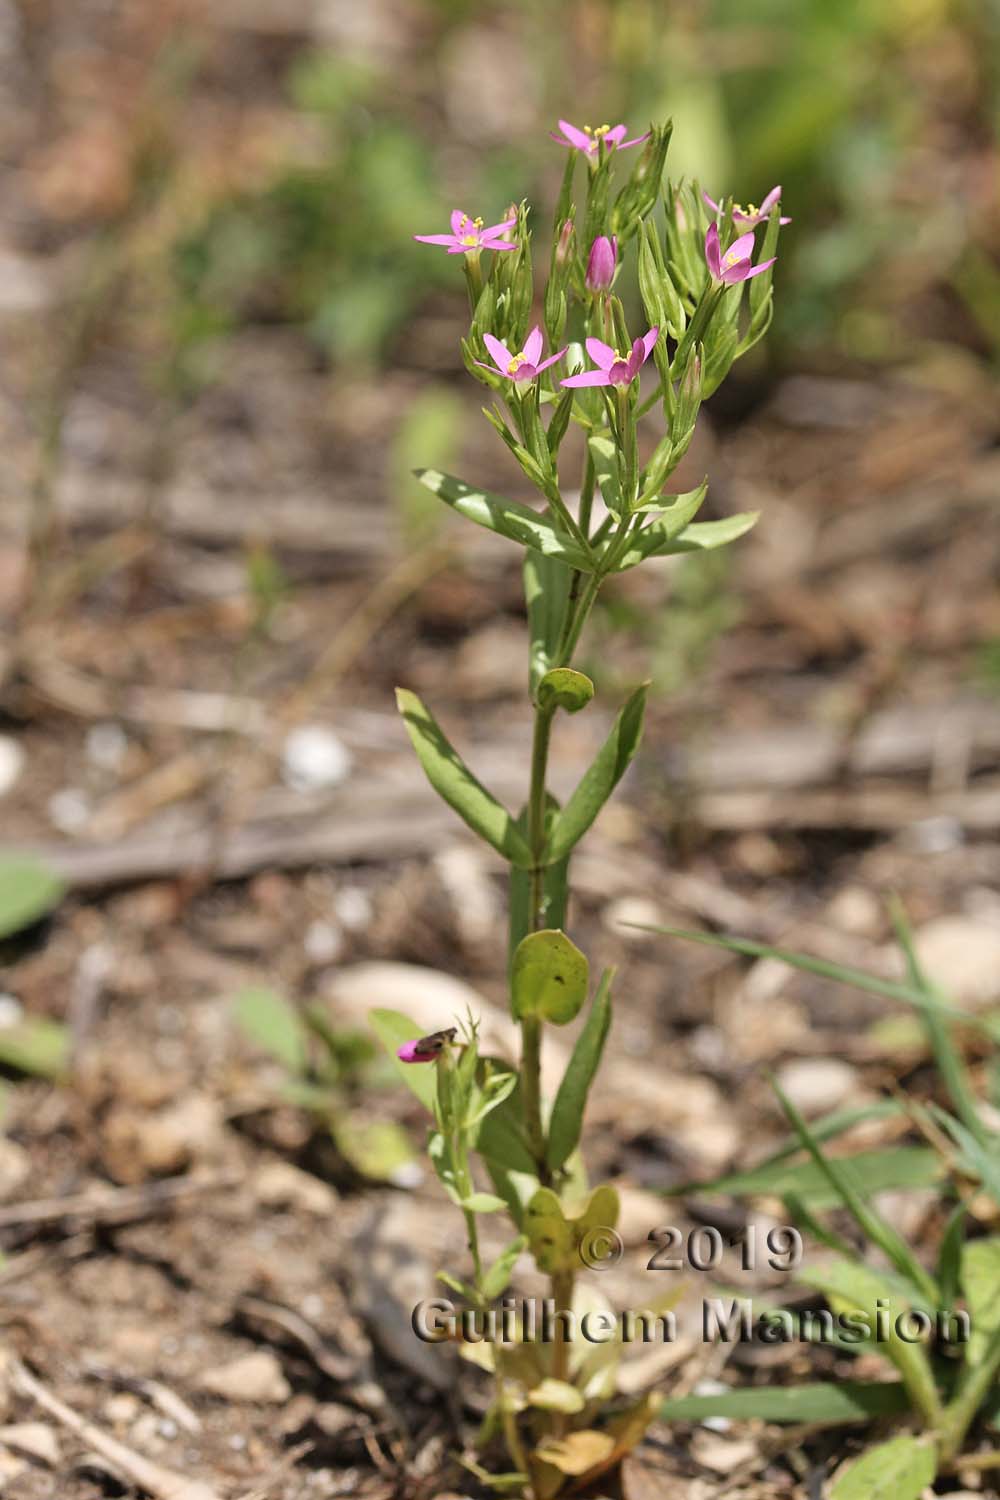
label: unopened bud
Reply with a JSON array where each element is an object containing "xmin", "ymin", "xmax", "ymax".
[
  {"xmin": 585, "ymin": 234, "xmax": 617, "ymax": 293},
  {"xmin": 555, "ymin": 218, "xmax": 575, "ymax": 267}
]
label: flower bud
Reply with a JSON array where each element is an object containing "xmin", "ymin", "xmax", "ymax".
[
  {"xmin": 555, "ymin": 217, "xmax": 575, "ymax": 267},
  {"xmin": 585, "ymin": 234, "xmax": 617, "ymax": 293}
]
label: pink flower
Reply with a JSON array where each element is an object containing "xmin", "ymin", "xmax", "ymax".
[
  {"xmin": 476, "ymin": 325, "xmax": 567, "ymax": 384},
  {"xmin": 550, "ymin": 120, "xmax": 650, "ymax": 157},
  {"xmin": 414, "ymin": 209, "xmax": 517, "ymax": 255},
  {"xmin": 585, "ymin": 234, "xmax": 617, "ymax": 293},
  {"xmin": 561, "ymin": 329, "xmax": 659, "ymax": 389},
  {"xmin": 396, "ymin": 1026, "xmax": 457, "ymax": 1064},
  {"xmin": 703, "ymin": 186, "xmax": 791, "ymax": 227},
  {"xmin": 704, "ymin": 224, "xmax": 776, "ymax": 286}
]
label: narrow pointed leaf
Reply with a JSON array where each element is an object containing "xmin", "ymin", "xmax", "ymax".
[
  {"xmin": 524, "ymin": 551, "xmax": 570, "ymax": 696},
  {"xmin": 547, "ymin": 969, "xmax": 613, "ymax": 1171},
  {"xmin": 547, "ymin": 684, "xmax": 648, "ymax": 862},
  {"xmin": 659, "ymin": 1381, "xmax": 909, "ymax": 1426},
  {"xmin": 0, "ymin": 854, "xmax": 63, "ymax": 939},
  {"xmin": 416, "ymin": 469, "xmax": 593, "ymax": 570},
  {"xmin": 396, "ymin": 688, "xmax": 532, "ymax": 867},
  {"xmin": 610, "ymin": 508, "xmax": 755, "ymax": 571}
]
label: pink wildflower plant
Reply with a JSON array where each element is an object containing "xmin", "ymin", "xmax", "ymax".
[
  {"xmin": 703, "ymin": 185, "xmax": 791, "ymax": 228},
  {"xmin": 414, "ymin": 209, "xmax": 517, "ymax": 256},
  {"xmin": 704, "ymin": 223, "xmax": 776, "ymax": 286},
  {"xmin": 550, "ymin": 120, "xmax": 650, "ymax": 157},
  {"xmin": 476, "ymin": 326, "xmax": 567, "ymax": 385},
  {"xmin": 561, "ymin": 329, "xmax": 659, "ymax": 389}
]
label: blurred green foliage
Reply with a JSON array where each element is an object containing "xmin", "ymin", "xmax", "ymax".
[{"xmin": 161, "ymin": 0, "xmax": 998, "ymax": 376}]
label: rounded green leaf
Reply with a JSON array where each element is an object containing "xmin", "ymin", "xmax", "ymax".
[
  {"xmin": 511, "ymin": 929, "xmax": 589, "ymax": 1025},
  {"xmin": 537, "ymin": 668, "xmax": 595, "ymax": 715},
  {"xmin": 0, "ymin": 854, "xmax": 63, "ymax": 940},
  {"xmin": 829, "ymin": 1436, "xmax": 936, "ymax": 1500}
]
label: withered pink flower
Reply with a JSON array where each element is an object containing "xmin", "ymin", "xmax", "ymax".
[
  {"xmin": 703, "ymin": 185, "xmax": 791, "ymax": 227},
  {"xmin": 414, "ymin": 209, "xmax": 517, "ymax": 255},
  {"xmin": 476, "ymin": 326, "xmax": 567, "ymax": 385},
  {"xmin": 561, "ymin": 329, "xmax": 659, "ymax": 389},
  {"xmin": 550, "ymin": 119, "xmax": 650, "ymax": 157},
  {"xmin": 585, "ymin": 234, "xmax": 617, "ymax": 293},
  {"xmin": 397, "ymin": 1026, "xmax": 457, "ymax": 1064},
  {"xmin": 704, "ymin": 223, "xmax": 775, "ymax": 286}
]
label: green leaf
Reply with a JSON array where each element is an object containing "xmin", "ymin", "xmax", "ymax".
[
  {"xmin": 0, "ymin": 854, "xmax": 64, "ymax": 940},
  {"xmin": 537, "ymin": 668, "xmax": 594, "ymax": 715},
  {"xmin": 547, "ymin": 969, "xmax": 613, "ymax": 1172},
  {"xmin": 475, "ymin": 1072, "xmax": 537, "ymax": 1176},
  {"xmin": 0, "ymin": 1016, "xmax": 69, "ymax": 1079},
  {"xmin": 528, "ymin": 1378, "xmax": 585, "ymax": 1414},
  {"xmin": 396, "ymin": 688, "xmax": 532, "ymax": 867},
  {"xmin": 674, "ymin": 1144, "xmax": 943, "ymax": 1208},
  {"xmin": 937, "ymin": 1202, "xmax": 967, "ymax": 1313},
  {"xmin": 482, "ymin": 1235, "xmax": 528, "ymax": 1300},
  {"xmin": 659, "ymin": 1381, "xmax": 910, "ymax": 1426},
  {"xmin": 960, "ymin": 1237, "xmax": 1000, "ymax": 1367},
  {"xmin": 461, "ymin": 1191, "xmax": 508, "ymax": 1214},
  {"xmin": 233, "ymin": 987, "xmax": 306, "ymax": 1073},
  {"xmin": 369, "ymin": 1008, "xmax": 438, "ymax": 1113},
  {"xmin": 774, "ymin": 1081, "xmax": 940, "ymax": 1307},
  {"xmin": 332, "ymin": 1116, "xmax": 414, "ymax": 1182},
  {"xmin": 524, "ymin": 551, "xmax": 571, "ymax": 699},
  {"xmin": 890, "ymin": 897, "xmax": 987, "ymax": 1145},
  {"xmin": 828, "ymin": 1436, "xmax": 936, "ymax": 1500},
  {"xmin": 933, "ymin": 1109, "xmax": 1000, "ymax": 1201},
  {"xmin": 510, "ymin": 929, "xmax": 589, "ymax": 1025},
  {"xmin": 547, "ymin": 683, "xmax": 648, "ymax": 863},
  {"xmin": 525, "ymin": 1187, "xmax": 576, "ymax": 1274},
  {"xmin": 416, "ymin": 468, "xmax": 593, "ymax": 570},
  {"xmin": 588, "ymin": 435, "xmax": 623, "ymax": 520},
  {"xmin": 610, "ymin": 508, "xmax": 756, "ymax": 572}
]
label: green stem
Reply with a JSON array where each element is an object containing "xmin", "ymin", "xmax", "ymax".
[
  {"xmin": 463, "ymin": 251, "xmax": 483, "ymax": 312},
  {"xmin": 940, "ymin": 1321, "xmax": 1000, "ymax": 1462}
]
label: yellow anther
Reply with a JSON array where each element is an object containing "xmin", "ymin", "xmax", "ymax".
[
  {"xmin": 506, "ymin": 353, "xmax": 528, "ymax": 375},
  {"xmin": 473, "ymin": 216, "xmax": 483, "ymax": 228}
]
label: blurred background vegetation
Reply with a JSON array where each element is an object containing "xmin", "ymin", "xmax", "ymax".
[{"xmin": 40, "ymin": 0, "xmax": 997, "ymax": 392}]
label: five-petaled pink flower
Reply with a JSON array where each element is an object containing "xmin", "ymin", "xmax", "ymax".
[
  {"xmin": 550, "ymin": 120, "xmax": 650, "ymax": 157},
  {"xmin": 704, "ymin": 223, "xmax": 776, "ymax": 286},
  {"xmin": 476, "ymin": 325, "xmax": 567, "ymax": 385},
  {"xmin": 561, "ymin": 329, "xmax": 659, "ymax": 389},
  {"xmin": 703, "ymin": 185, "xmax": 791, "ymax": 227},
  {"xmin": 414, "ymin": 209, "xmax": 517, "ymax": 255}
]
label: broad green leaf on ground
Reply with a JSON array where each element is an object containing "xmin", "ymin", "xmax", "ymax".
[
  {"xmin": 828, "ymin": 1436, "xmax": 936, "ymax": 1500},
  {"xmin": 659, "ymin": 1381, "xmax": 909, "ymax": 1426},
  {"xmin": 510, "ymin": 930, "xmax": 589, "ymax": 1025},
  {"xmin": 547, "ymin": 684, "xmax": 648, "ymax": 862},
  {"xmin": 961, "ymin": 1237, "xmax": 1000, "ymax": 1366},
  {"xmin": 233, "ymin": 987, "xmax": 306, "ymax": 1073},
  {"xmin": 0, "ymin": 854, "xmax": 64, "ymax": 940},
  {"xmin": 610, "ymin": 509, "xmax": 757, "ymax": 572},
  {"xmin": 547, "ymin": 969, "xmax": 613, "ymax": 1172},
  {"xmin": 416, "ymin": 469, "xmax": 593, "ymax": 570},
  {"xmin": 369, "ymin": 1008, "xmax": 438, "ymax": 1113},
  {"xmin": 396, "ymin": 689, "xmax": 532, "ymax": 867},
  {"xmin": 0, "ymin": 1016, "xmax": 69, "ymax": 1079}
]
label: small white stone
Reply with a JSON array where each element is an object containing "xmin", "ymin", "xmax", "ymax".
[
  {"xmin": 910, "ymin": 916, "xmax": 1000, "ymax": 1009},
  {"xmin": 333, "ymin": 886, "xmax": 372, "ymax": 932},
  {"xmin": 0, "ymin": 737, "xmax": 24, "ymax": 798},
  {"xmin": 48, "ymin": 786, "xmax": 91, "ymax": 833},
  {"xmin": 304, "ymin": 920, "xmax": 343, "ymax": 965},
  {"xmin": 602, "ymin": 895, "xmax": 662, "ymax": 940},
  {"xmin": 85, "ymin": 722, "xmax": 128, "ymax": 772},
  {"xmin": 281, "ymin": 725, "xmax": 352, "ymax": 792},
  {"xmin": 0, "ymin": 994, "xmax": 22, "ymax": 1027},
  {"xmin": 197, "ymin": 1351, "xmax": 291, "ymax": 1404},
  {"xmin": 774, "ymin": 1057, "xmax": 859, "ymax": 1117}
]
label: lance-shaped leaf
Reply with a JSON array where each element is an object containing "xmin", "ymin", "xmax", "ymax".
[
  {"xmin": 609, "ymin": 506, "xmax": 757, "ymax": 573},
  {"xmin": 482, "ymin": 1234, "xmax": 529, "ymax": 1300},
  {"xmin": 588, "ymin": 435, "xmax": 624, "ymax": 520},
  {"xmin": 416, "ymin": 468, "xmax": 593, "ymax": 570},
  {"xmin": 547, "ymin": 969, "xmax": 613, "ymax": 1172},
  {"xmin": 524, "ymin": 551, "xmax": 570, "ymax": 696},
  {"xmin": 961, "ymin": 1237, "xmax": 1000, "ymax": 1367},
  {"xmin": 511, "ymin": 929, "xmax": 589, "ymax": 1025},
  {"xmin": 660, "ymin": 1381, "xmax": 910, "ymax": 1427},
  {"xmin": 396, "ymin": 688, "xmax": 532, "ymax": 868},
  {"xmin": 547, "ymin": 684, "xmax": 648, "ymax": 863},
  {"xmin": 829, "ymin": 1436, "xmax": 936, "ymax": 1500}
]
